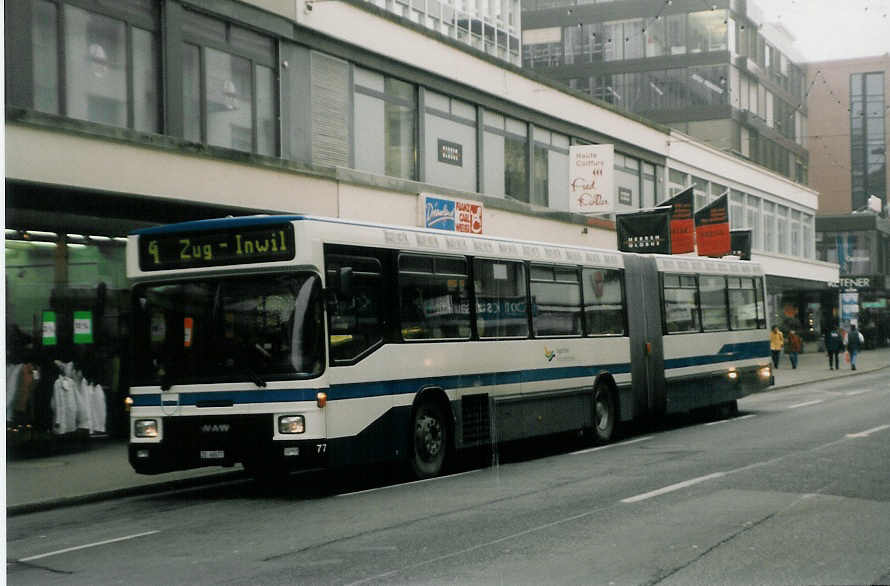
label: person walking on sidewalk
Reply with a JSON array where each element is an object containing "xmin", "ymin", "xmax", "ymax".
[
  {"xmin": 770, "ymin": 326, "xmax": 784, "ymax": 369},
  {"xmin": 846, "ymin": 324, "xmax": 863, "ymax": 370},
  {"xmin": 787, "ymin": 329, "xmax": 802, "ymax": 369},
  {"xmin": 826, "ymin": 325, "xmax": 843, "ymax": 370}
]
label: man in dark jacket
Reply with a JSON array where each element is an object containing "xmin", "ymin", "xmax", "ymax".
[
  {"xmin": 846, "ymin": 324, "xmax": 862, "ymax": 370},
  {"xmin": 825, "ymin": 325, "xmax": 843, "ymax": 370}
]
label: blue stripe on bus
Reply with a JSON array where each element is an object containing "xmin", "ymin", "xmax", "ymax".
[
  {"xmin": 130, "ymin": 341, "xmax": 768, "ymax": 407},
  {"xmin": 131, "ymin": 215, "xmax": 306, "ymax": 235}
]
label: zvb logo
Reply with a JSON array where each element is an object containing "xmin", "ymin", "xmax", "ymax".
[
  {"xmin": 201, "ymin": 424, "xmax": 231, "ymax": 433},
  {"xmin": 544, "ymin": 347, "xmax": 556, "ymax": 362}
]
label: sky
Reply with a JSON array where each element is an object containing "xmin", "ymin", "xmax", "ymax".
[{"xmin": 756, "ymin": 0, "xmax": 890, "ymax": 62}]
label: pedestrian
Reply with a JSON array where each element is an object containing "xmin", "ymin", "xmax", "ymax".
[
  {"xmin": 825, "ymin": 325, "xmax": 842, "ymax": 370},
  {"xmin": 846, "ymin": 324, "xmax": 863, "ymax": 370},
  {"xmin": 770, "ymin": 325, "xmax": 784, "ymax": 369},
  {"xmin": 787, "ymin": 329, "xmax": 802, "ymax": 369}
]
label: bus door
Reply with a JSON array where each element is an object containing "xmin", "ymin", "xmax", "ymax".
[{"xmin": 623, "ymin": 255, "xmax": 666, "ymax": 418}]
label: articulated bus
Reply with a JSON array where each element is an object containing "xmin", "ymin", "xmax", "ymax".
[{"xmin": 126, "ymin": 215, "xmax": 772, "ymax": 479}]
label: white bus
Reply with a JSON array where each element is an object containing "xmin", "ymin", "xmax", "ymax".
[{"xmin": 126, "ymin": 215, "xmax": 772, "ymax": 479}]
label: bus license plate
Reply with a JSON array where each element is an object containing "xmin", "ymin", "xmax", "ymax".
[{"xmin": 200, "ymin": 450, "xmax": 225, "ymax": 460}]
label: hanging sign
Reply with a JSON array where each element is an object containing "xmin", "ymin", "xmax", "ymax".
[
  {"xmin": 568, "ymin": 144, "xmax": 614, "ymax": 215},
  {"xmin": 694, "ymin": 193, "xmax": 730, "ymax": 257},
  {"xmin": 658, "ymin": 186, "xmax": 695, "ymax": 254},
  {"xmin": 419, "ymin": 194, "xmax": 483, "ymax": 234},
  {"xmin": 730, "ymin": 229, "xmax": 752, "ymax": 260},
  {"xmin": 42, "ymin": 311, "xmax": 57, "ymax": 346},
  {"xmin": 616, "ymin": 208, "xmax": 671, "ymax": 254},
  {"xmin": 73, "ymin": 310, "xmax": 94, "ymax": 344}
]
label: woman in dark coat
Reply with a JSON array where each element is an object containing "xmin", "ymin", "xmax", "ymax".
[{"xmin": 825, "ymin": 325, "xmax": 843, "ymax": 370}]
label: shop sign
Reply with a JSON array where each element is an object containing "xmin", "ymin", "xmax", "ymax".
[
  {"xmin": 42, "ymin": 311, "xmax": 57, "ymax": 346},
  {"xmin": 437, "ymin": 139, "xmax": 463, "ymax": 166},
  {"xmin": 568, "ymin": 144, "xmax": 614, "ymax": 215},
  {"xmin": 829, "ymin": 277, "xmax": 871, "ymax": 289},
  {"xmin": 419, "ymin": 194, "xmax": 483, "ymax": 234},
  {"xmin": 861, "ymin": 299, "xmax": 887, "ymax": 309},
  {"xmin": 73, "ymin": 311, "xmax": 94, "ymax": 344}
]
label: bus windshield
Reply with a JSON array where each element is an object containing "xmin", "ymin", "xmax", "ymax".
[{"xmin": 131, "ymin": 273, "xmax": 323, "ymax": 387}]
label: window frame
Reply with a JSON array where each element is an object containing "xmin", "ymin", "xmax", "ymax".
[
  {"xmin": 397, "ymin": 252, "xmax": 472, "ymax": 342},
  {"xmin": 529, "ymin": 263, "xmax": 583, "ymax": 338}
]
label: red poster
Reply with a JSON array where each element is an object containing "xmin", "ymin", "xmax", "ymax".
[
  {"xmin": 455, "ymin": 202, "xmax": 483, "ymax": 234},
  {"xmin": 694, "ymin": 194, "xmax": 730, "ymax": 257}
]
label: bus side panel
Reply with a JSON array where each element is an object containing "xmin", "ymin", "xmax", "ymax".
[{"xmin": 624, "ymin": 255, "xmax": 666, "ymax": 419}]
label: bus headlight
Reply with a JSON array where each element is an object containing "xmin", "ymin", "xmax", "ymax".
[
  {"xmin": 727, "ymin": 369, "xmax": 739, "ymax": 381},
  {"xmin": 134, "ymin": 419, "xmax": 159, "ymax": 438},
  {"xmin": 278, "ymin": 415, "xmax": 305, "ymax": 434},
  {"xmin": 758, "ymin": 366, "xmax": 772, "ymax": 379}
]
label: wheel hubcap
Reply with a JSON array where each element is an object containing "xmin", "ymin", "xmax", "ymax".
[
  {"xmin": 595, "ymin": 395, "xmax": 610, "ymax": 430},
  {"xmin": 415, "ymin": 413, "xmax": 442, "ymax": 462}
]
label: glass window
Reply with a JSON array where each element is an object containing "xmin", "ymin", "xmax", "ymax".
[
  {"xmin": 42, "ymin": 2, "xmax": 161, "ymax": 132},
  {"xmin": 424, "ymin": 91, "xmax": 477, "ymax": 192},
  {"xmin": 762, "ymin": 201, "xmax": 776, "ymax": 252},
  {"xmin": 530, "ymin": 265, "xmax": 582, "ymax": 336},
  {"xmin": 326, "ymin": 255, "xmax": 384, "ymax": 362},
  {"xmin": 399, "ymin": 255, "xmax": 471, "ymax": 340},
  {"xmin": 183, "ymin": 14, "xmax": 278, "ymax": 155},
  {"xmin": 688, "ymin": 10, "xmax": 727, "ymax": 53},
  {"xmin": 645, "ymin": 18, "xmax": 665, "ymax": 57},
  {"xmin": 699, "ymin": 275, "xmax": 728, "ymax": 331},
  {"xmin": 474, "ymin": 259, "xmax": 528, "ymax": 339},
  {"xmin": 132, "ymin": 274, "xmax": 324, "ymax": 386},
  {"xmin": 505, "ymin": 118, "xmax": 529, "ymax": 201},
  {"xmin": 728, "ymin": 277, "xmax": 759, "ymax": 330},
  {"xmin": 730, "ymin": 190, "xmax": 745, "ymax": 230},
  {"xmin": 776, "ymin": 205, "xmax": 789, "ymax": 254},
  {"xmin": 663, "ymin": 274, "xmax": 699, "ymax": 333},
  {"xmin": 666, "ymin": 14, "xmax": 686, "ymax": 55},
  {"xmin": 692, "ymin": 176, "xmax": 709, "ymax": 210},
  {"xmin": 582, "ymin": 268, "xmax": 625, "ymax": 336}
]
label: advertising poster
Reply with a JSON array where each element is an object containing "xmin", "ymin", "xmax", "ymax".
[
  {"xmin": 658, "ymin": 186, "xmax": 695, "ymax": 254},
  {"xmin": 694, "ymin": 193, "xmax": 730, "ymax": 257},
  {"xmin": 420, "ymin": 194, "xmax": 483, "ymax": 234},
  {"xmin": 616, "ymin": 208, "xmax": 671, "ymax": 254},
  {"xmin": 568, "ymin": 144, "xmax": 614, "ymax": 215}
]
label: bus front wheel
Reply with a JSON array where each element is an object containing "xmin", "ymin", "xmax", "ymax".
[
  {"xmin": 410, "ymin": 400, "xmax": 448, "ymax": 479},
  {"xmin": 592, "ymin": 383, "xmax": 616, "ymax": 444}
]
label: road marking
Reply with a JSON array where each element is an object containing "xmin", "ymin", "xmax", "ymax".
[
  {"xmin": 570, "ymin": 436, "xmax": 653, "ymax": 455},
  {"xmin": 18, "ymin": 530, "xmax": 160, "ymax": 562},
  {"xmin": 620, "ymin": 472, "xmax": 725, "ymax": 504},
  {"xmin": 846, "ymin": 424, "xmax": 890, "ymax": 438},
  {"xmin": 705, "ymin": 414, "xmax": 756, "ymax": 426},
  {"xmin": 337, "ymin": 470, "xmax": 480, "ymax": 497},
  {"xmin": 845, "ymin": 390, "xmax": 870, "ymax": 396},
  {"xmin": 788, "ymin": 400, "xmax": 823, "ymax": 409}
]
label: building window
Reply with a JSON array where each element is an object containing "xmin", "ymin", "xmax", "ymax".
[
  {"xmin": 790, "ymin": 209, "xmax": 801, "ymax": 257},
  {"xmin": 850, "ymin": 72, "xmax": 886, "ymax": 210},
  {"xmin": 615, "ymin": 153, "xmax": 640, "ymax": 210},
  {"xmin": 532, "ymin": 128, "xmax": 569, "ymax": 209},
  {"xmin": 354, "ymin": 68, "xmax": 417, "ymax": 180},
  {"xmin": 28, "ymin": 0, "xmax": 160, "ymax": 133},
  {"xmin": 182, "ymin": 10, "xmax": 277, "ymax": 156},
  {"xmin": 746, "ymin": 194, "xmax": 761, "ymax": 250},
  {"xmin": 763, "ymin": 201, "xmax": 776, "ymax": 252},
  {"xmin": 802, "ymin": 214, "xmax": 813, "ymax": 259},
  {"xmin": 424, "ymin": 90, "xmax": 477, "ymax": 192},
  {"xmin": 687, "ymin": 10, "xmax": 728, "ymax": 53},
  {"xmin": 776, "ymin": 205, "xmax": 789, "ymax": 254},
  {"xmin": 483, "ymin": 110, "xmax": 529, "ymax": 201},
  {"xmin": 730, "ymin": 190, "xmax": 745, "ymax": 230}
]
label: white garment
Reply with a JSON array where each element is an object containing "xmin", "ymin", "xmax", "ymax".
[
  {"xmin": 51, "ymin": 375, "xmax": 78, "ymax": 435},
  {"xmin": 6, "ymin": 363, "xmax": 23, "ymax": 422},
  {"xmin": 90, "ymin": 384, "xmax": 107, "ymax": 434},
  {"xmin": 75, "ymin": 378, "xmax": 93, "ymax": 431}
]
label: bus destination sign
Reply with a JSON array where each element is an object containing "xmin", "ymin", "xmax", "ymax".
[{"xmin": 138, "ymin": 224, "xmax": 296, "ymax": 271}]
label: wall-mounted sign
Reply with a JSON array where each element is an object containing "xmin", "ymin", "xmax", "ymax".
[
  {"xmin": 618, "ymin": 187, "xmax": 632, "ymax": 206},
  {"xmin": 73, "ymin": 310, "xmax": 94, "ymax": 344},
  {"xmin": 419, "ymin": 193, "xmax": 483, "ymax": 234},
  {"xmin": 42, "ymin": 311, "xmax": 57, "ymax": 346},
  {"xmin": 568, "ymin": 144, "xmax": 614, "ymax": 215},
  {"xmin": 829, "ymin": 277, "xmax": 873, "ymax": 289},
  {"xmin": 616, "ymin": 208, "xmax": 671, "ymax": 254},
  {"xmin": 437, "ymin": 139, "xmax": 463, "ymax": 166}
]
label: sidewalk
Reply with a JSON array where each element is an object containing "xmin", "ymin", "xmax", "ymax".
[{"xmin": 6, "ymin": 348, "xmax": 890, "ymax": 515}]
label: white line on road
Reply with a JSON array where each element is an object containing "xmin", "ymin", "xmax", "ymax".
[
  {"xmin": 620, "ymin": 472, "xmax": 726, "ymax": 504},
  {"xmin": 845, "ymin": 390, "xmax": 870, "ymax": 396},
  {"xmin": 846, "ymin": 424, "xmax": 890, "ymax": 438},
  {"xmin": 337, "ymin": 470, "xmax": 480, "ymax": 497},
  {"xmin": 18, "ymin": 530, "xmax": 160, "ymax": 563},
  {"xmin": 570, "ymin": 436, "xmax": 654, "ymax": 455},
  {"xmin": 788, "ymin": 400, "xmax": 824, "ymax": 409},
  {"xmin": 705, "ymin": 414, "xmax": 756, "ymax": 426}
]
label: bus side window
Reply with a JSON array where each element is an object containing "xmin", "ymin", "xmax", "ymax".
[
  {"xmin": 582, "ymin": 267, "xmax": 625, "ymax": 336},
  {"xmin": 325, "ymin": 255, "xmax": 384, "ymax": 363}
]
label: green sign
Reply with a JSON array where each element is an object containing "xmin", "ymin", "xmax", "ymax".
[
  {"xmin": 42, "ymin": 311, "xmax": 57, "ymax": 346},
  {"xmin": 74, "ymin": 310, "xmax": 94, "ymax": 344},
  {"xmin": 861, "ymin": 299, "xmax": 887, "ymax": 309}
]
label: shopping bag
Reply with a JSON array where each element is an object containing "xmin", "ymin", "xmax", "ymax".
[{"xmin": 844, "ymin": 351, "xmax": 850, "ymax": 363}]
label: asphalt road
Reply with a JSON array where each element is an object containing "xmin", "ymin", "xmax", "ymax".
[{"xmin": 8, "ymin": 371, "xmax": 890, "ymax": 585}]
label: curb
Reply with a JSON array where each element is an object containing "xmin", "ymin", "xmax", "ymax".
[
  {"xmin": 6, "ymin": 470, "xmax": 248, "ymax": 517},
  {"xmin": 763, "ymin": 363, "xmax": 889, "ymax": 393}
]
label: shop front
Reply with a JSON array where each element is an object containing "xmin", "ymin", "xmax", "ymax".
[
  {"xmin": 764, "ymin": 274, "xmax": 837, "ymax": 352},
  {"xmin": 5, "ymin": 180, "xmax": 264, "ymax": 455}
]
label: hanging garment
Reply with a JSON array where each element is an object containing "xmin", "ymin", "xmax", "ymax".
[
  {"xmin": 6, "ymin": 363, "xmax": 24, "ymax": 422},
  {"xmin": 90, "ymin": 384, "xmax": 107, "ymax": 434},
  {"xmin": 51, "ymin": 372, "xmax": 78, "ymax": 435},
  {"xmin": 75, "ymin": 377, "xmax": 94, "ymax": 431}
]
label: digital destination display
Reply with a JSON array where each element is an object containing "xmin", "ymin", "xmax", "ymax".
[{"xmin": 138, "ymin": 224, "xmax": 296, "ymax": 271}]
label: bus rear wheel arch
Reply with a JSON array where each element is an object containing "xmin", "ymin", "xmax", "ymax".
[{"xmin": 409, "ymin": 391, "xmax": 452, "ymax": 479}]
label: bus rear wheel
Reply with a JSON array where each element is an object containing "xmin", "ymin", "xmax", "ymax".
[
  {"xmin": 410, "ymin": 400, "xmax": 448, "ymax": 479},
  {"xmin": 592, "ymin": 383, "xmax": 616, "ymax": 444}
]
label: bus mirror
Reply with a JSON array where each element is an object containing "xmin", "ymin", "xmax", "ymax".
[{"xmin": 339, "ymin": 267, "xmax": 354, "ymax": 297}]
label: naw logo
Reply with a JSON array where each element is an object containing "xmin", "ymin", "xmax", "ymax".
[{"xmin": 544, "ymin": 347, "xmax": 557, "ymax": 362}]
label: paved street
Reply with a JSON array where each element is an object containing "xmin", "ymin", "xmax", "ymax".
[{"xmin": 6, "ymin": 363, "xmax": 890, "ymax": 585}]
